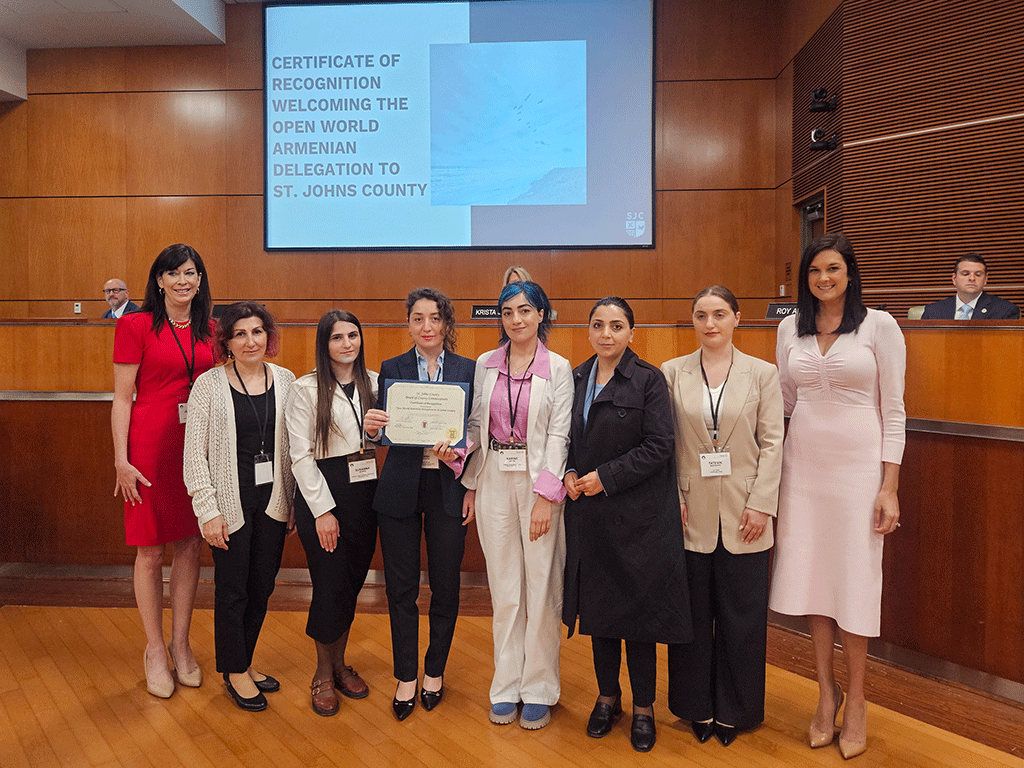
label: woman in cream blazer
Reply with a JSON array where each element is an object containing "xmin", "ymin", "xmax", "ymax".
[
  {"xmin": 461, "ymin": 280, "xmax": 573, "ymax": 730},
  {"xmin": 661, "ymin": 285, "xmax": 784, "ymax": 747}
]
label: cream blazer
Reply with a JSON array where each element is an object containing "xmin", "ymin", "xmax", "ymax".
[
  {"xmin": 661, "ymin": 348, "xmax": 784, "ymax": 554},
  {"xmin": 285, "ymin": 369, "xmax": 378, "ymax": 518},
  {"xmin": 462, "ymin": 346, "xmax": 573, "ymax": 494}
]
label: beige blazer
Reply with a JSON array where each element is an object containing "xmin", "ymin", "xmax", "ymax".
[
  {"xmin": 661, "ymin": 348, "xmax": 784, "ymax": 555},
  {"xmin": 462, "ymin": 345, "xmax": 573, "ymax": 493}
]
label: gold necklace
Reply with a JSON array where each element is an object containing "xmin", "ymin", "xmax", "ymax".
[{"xmin": 169, "ymin": 317, "xmax": 191, "ymax": 329}]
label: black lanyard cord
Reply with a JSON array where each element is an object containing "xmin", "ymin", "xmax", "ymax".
[
  {"xmin": 333, "ymin": 376, "xmax": 364, "ymax": 451},
  {"xmin": 234, "ymin": 361, "xmax": 270, "ymax": 453},
  {"xmin": 699, "ymin": 353, "xmax": 732, "ymax": 450},
  {"xmin": 505, "ymin": 346, "xmax": 536, "ymax": 443},
  {"xmin": 168, "ymin": 318, "xmax": 198, "ymax": 388}
]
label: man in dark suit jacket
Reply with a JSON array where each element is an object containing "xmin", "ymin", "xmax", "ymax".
[
  {"xmin": 921, "ymin": 254, "xmax": 1021, "ymax": 320},
  {"xmin": 364, "ymin": 288, "xmax": 476, "ymax": 718},
  {"xmin": 101, "ymin": 278, "xmax": 140, "ymax": 318}
]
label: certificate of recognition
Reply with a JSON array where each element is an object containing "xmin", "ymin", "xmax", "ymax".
[{"xmin": 382, "ymin": 379, "xmax": 469, "ymax": 448}]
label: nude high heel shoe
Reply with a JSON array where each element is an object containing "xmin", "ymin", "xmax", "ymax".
[
  {"xmin": 808, "ymin": 682, "xmax": 843, "ymax": 748},
  {"xmin": 169, "ymin": 643, "xmax": 203, "ymax": 688},
  {"xmin": 144, "ymin": 646, "xmax": 174, "ymax": 699},
  {"xmin": 839, "ymin": 699, "xmax": 867, "ymax": 759}
]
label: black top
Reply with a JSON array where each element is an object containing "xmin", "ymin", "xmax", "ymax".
[{"xmin": 231, "ymin": 383, "xmax": 275, "ymax": 513}]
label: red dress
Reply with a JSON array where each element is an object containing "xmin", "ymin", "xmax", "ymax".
[{"xmin": 114, "ymin": 312, "xmax": 216, "ymax": 546}]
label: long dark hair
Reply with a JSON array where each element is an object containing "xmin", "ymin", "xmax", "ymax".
[
  {"xmin": 406, "ymin": 287, "xmax": 458, "ymax": 352},
  {"xmin": 140, "ymin": 244, "xmax": 213, "ymax": 342},
  {"xmin": 313, "ymin": 309, "xmax": 373, "ymax": 458},
  {"xmin": 796, "ymin": 233, "xmax": 867, "ymax": 337},
  {"xmin": 498, "ymin": 280, "xmax": 554, "ymax": 344},
  {"xmin": 214, "ymin": 301, "xmax": 279, "ymax": 363}
]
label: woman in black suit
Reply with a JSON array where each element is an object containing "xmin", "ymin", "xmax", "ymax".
[
  {"xmin": 364, "ymin": 288, "xmax": 476, "ymax": 721},
  {"xmin": 562, "ymin": 297, "xmax": 691, "ymax": 752}
]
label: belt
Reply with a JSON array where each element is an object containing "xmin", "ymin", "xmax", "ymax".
[{"xmin": 489, "ymin": 437, "xmax": 526, "ymax": 451}]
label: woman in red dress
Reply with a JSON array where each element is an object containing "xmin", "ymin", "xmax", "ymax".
[{"xmin": 112, "ymin": 244, "xmax": 216, "ymax": 698}]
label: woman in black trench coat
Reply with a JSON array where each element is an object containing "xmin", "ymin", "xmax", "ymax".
[{"xmin": 562, "ymin": 297, "xmax": 691, "ymax": 753}]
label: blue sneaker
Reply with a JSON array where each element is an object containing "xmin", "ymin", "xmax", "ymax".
[
  {"xmin": 489, "ymin": 701, "xmax": 518, "ymax": 725},
  {"xmin": 520, "ymin": 703, "xmax": 551, "ymax": 730}
]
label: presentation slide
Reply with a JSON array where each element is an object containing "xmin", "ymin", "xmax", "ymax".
[{"xmin": 264, "ymin": 0, "xmax": 653, "ymax": 250}]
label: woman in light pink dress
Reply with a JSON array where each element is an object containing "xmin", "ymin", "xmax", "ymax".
[{"xmin": 768, "ymin": 233, "xmax": 905, "ymax": 760}]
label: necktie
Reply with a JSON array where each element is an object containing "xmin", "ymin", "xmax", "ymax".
[{"xmin": 958, "ymin": 305, "xmax": 972, "ymax": 320}]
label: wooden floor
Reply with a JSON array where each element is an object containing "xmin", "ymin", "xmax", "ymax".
[{"xmin": 0, "ymin": 568, "xmax": 1023, "ymax": 767}]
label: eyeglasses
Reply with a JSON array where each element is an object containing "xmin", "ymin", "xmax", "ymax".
[{"xmin": 103, "ymin": 288, "xmax": 127, "ymax": 295}]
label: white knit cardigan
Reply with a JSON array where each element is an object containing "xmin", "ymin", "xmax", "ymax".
[{"xmin": 183, "ymin": 362, "xmax": 296, "ymax": 533}]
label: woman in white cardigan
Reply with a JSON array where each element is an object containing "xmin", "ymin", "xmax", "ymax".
[{"xmin": 184, "ymin": 301, "xmax": 296, "ymax": 712}]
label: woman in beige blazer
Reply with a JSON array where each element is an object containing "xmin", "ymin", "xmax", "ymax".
[{"xmin": 661, "ymin": 285, "xmax": 784, "ymax": 747}]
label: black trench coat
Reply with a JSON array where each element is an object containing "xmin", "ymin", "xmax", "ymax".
[{"xmin": 562, "ymin": 348, "xmax": 692, "ymax": 644}]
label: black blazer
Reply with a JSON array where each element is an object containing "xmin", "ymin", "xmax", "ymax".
[
  {"xmin": 921, "ymin": 293, "xmax": 1021, "ymax": 320},
  {"xmin": 372, "ymin": 348, "xmax": 475, "ymax": 519},
  {"xmin": 102, "ymin": 300, "xmax": 140, "ymax": 319}
]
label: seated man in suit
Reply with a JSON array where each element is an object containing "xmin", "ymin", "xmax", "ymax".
[
  {"xmin": 921, "ymin": 254, "xmax": 1021, "ymax": 320},
  {"xmin": 101, "ymin": 278, "xmax": 139, "ymax": 319}
]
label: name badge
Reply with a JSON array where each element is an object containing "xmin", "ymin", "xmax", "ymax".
[
  {"xmin": 422, "ymin": 448, "xmax": 439, "ymax": 469},
  {"xmin": 178, "ymin": 402, "xmax": 188, "ymax": 424},
  {"xmin": 254, "ymin": 453, "xmax": 273, "ymax": 486},
  {"xmin": 348, "ymin": 448, "xmax": 378, "ymax": 483},
  {"xmin": 498, "ymin": 448, "xmax": 527, "ymax": 472},
  {"xmin": 699, "ymin": 451, "xmax": 732, "ymax": 477}
]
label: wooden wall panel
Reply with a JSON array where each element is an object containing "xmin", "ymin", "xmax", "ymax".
[
  {"xmin": 883, "ymin": 432, "xmax": 1024, "ymax": 684},
  {"xmin": 26, "ymin": 198, "xmax": 129, "ymax": 301},
  {"xmin": 658, "ymin": 190, "xmax": 779, "ymax": 300},
  {"xmin": 657, "ymin": 0, "xmax": 777, "ymax": 80},
  {"xmin": 0, "ymin": 102, "xmax": 28, "ymax": 197},
  {"xmin": 774, "ymin": 63, "xmax": 793, "ymax": 188},
  {"xmin": 225, "ymin": 90, "xmax": 263, "ymax": 195},
  {"xmin": 27, "ymin": 93, "xmax": 127, "ymax": 198},
  {"xmin": 25, "ymin": 47, "xmax": 126, "ymax": 94},
  {"xmin": 0, "ymin": 201, "xmax": 30, "ymax": 303},
  {"xmin": 125, "ymin": 92, "xmax": 227, "ymax": 196},
  {"xmin": 225, "ymin": 3, "xmax": 263, "ymax": 91},
  {"xmin": 657, "ymin": 80, "xmax": 776, "ymax": 190},
  {"xmin": 775, "ymin": 180, "xmax": 801, "ymax": 297},
  {"xmin": 775, "ymin": 0, "xmax": 844, "ymax": 72},
  {"xmin": 126, "ymin": 197, "xmax": 228, "ymax": 295},
  {"xmin": 125, "ymin": 44, "xmax": 226, "ymax": 93}
]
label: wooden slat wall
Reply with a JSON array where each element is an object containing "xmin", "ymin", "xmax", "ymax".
[
  {"xmin": 0, "ymin": 1, "xmax": 793, "ymax": 324},
  {"xmin": 837, "ymin": 0, "xmax": 1024, "ymax": 317}
]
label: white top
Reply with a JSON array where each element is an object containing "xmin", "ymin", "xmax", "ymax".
[
  {"xmin": 702, "ymin": 381, "xmax": 725, "ymax": 434},
  {"xmin": 183, "ymin": 363, "xmax": 296, "ymax": 533},
  {"xmin": 286, "ymin": 369, "xmax": 379, "ymax": 518}
]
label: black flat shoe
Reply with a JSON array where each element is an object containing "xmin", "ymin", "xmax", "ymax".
[
  {"xmin": 420, "ymin": 680, "xmax": 444, "ymax": 711},
  {"xmin": 714, "ymin": 722, "xmax": 738, "ymax": 747},
  {"xmin": 253, "ymin": 674, "xmax": 280, "ymax": 693},
  {"xmin": 223, "ymin": 674, "xmax": 267, "ymax": 712},
  {"xmin": 586, "ymin": 695, "xmax": 622, "ymax": 738},
  {"xmin": 631, "ymin": 713, "xmax": 656, "ymax": 752},
  {"xmin": 690, "ymin": 719, "xmax": 715, "ymax": 743},
  {"xmin": 393, "ymin": 693, "xmax": 417, "ymax": 721}
]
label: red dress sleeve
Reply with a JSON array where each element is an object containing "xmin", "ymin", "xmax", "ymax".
[{"xmin": 113, "ymin": 312, "xmax": 149, "ymax": 364}]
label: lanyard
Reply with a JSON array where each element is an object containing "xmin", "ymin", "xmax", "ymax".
[
  {"xmin": 334, "ymin": 377, "xmax": 365, "ymax": 451},
  {"xmin": 234, "ymin": 362, "xmax": 270, "ymax": 453},
  {"xmin": 167, "ymin": 318, "xmax": 198, "ymax": 388},
  {"xmin": 699, "ymin": 354, "xmax": 732, "ymax": 450},
  {"xmin": 505, "ymin": 346, "xmax": 535, "ymax": 443}
]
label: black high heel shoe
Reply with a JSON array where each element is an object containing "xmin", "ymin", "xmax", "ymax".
[
  {"xmin": 393, "ymin": 683, "xmax": 417, "ymax": 721},
  {"xmin": 714, "ymin": 722, "xmax": 738, "ymax": 747},
  {"xmin": 420, "ymin": 677, "xmax": 444, "ymax": 711},
  {"xmin": 690, "ymin": 719, "xmax": 715, "ymax": 743}
]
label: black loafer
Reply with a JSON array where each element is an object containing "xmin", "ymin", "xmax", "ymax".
[
  {"xmin": 691, "ymin": 719, "xmax": 715, "ymax": 743},
  {"xmin": 223, "ymin": 674, "xmax": 267, "ymax": 712},
  {"xmin": 253, "ymin": 674, "xmax": 280, "ymax": 693},
  {"xmin": 420, "ymin": 681, "xmax": 444, "ymax": 711},
  {"xmin": 586, "ymin": 695, "xmax": 622, "ymax": 738},
  {"xmin": 631, "ymin": 713, "xmax": 656, "ymax": 752},
  {"xmin": 393, "ymin": 693, "xmax": 416, "ymax": 721},
  {"xmin": 715, "ymin": 722, "xmax": 738, "ymax": 747}
]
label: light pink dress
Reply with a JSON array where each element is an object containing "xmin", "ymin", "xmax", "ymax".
[{"xmin": 768, "ymin": 309, "xmax": 906, "ymax": 636}]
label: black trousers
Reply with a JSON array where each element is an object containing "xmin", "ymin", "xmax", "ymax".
[
  {"xmin": 294, "ymin": 456, "xmax": 378, "ymax": 645},
  {"xmin": 210, "ymin": 501, "xmax": 287, "ymax": 674},
  {"xmin": 591, "ymin": 636, "xmax": 657, "ymax": 708},
  {"xmin": 667, "ymin": 534, "xmax": 769, "ymax": 729},
  {"xmin": 377, "ymin": 469, "xmax": 467, "ymax": 681}
]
